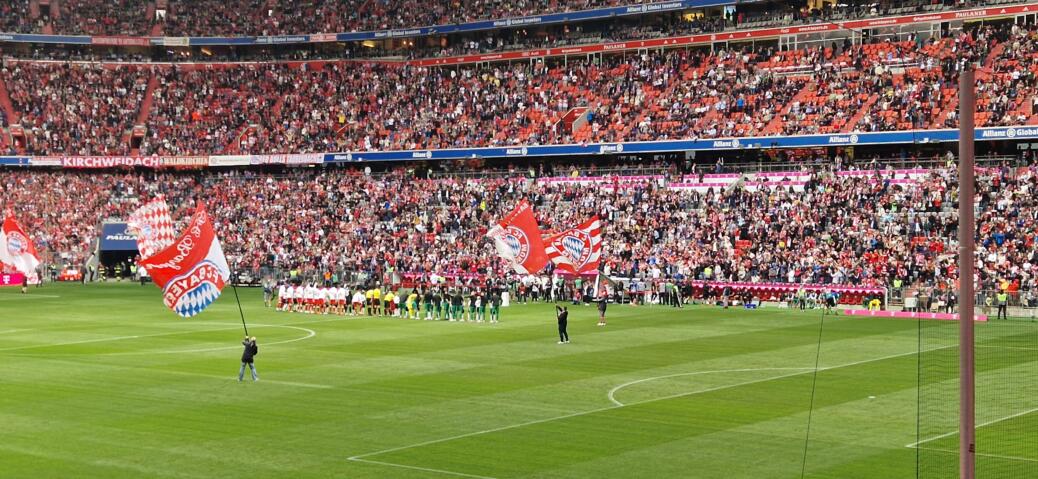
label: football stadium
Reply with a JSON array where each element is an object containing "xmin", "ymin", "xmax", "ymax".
[{"xmin": 1, "ymin": 1, "xmax": 1037, "ymax": 478}]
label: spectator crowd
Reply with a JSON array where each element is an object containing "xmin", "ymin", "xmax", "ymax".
[
  {"xmin": 0, "ymin": 0, "xmax": 1015, "ymax": 39},
  {"xmin": 2, "ymin": 159, "xmax": 1036, "ymax": 303},
  {"xmin": 1, "ymin": 22, "xmax": 1033, "ymax": 156}
]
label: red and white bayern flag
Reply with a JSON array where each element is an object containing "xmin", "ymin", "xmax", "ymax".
[
  {"xmin": 0, "ymin": 214, "xmax": 40, "ymax": 276},
  {"xmin": 545, "ymin": 216, "xmax": 602, "ymax": 274},
  {"xmin": 127, "ymin": 195, "xmax": 176, "ymax": 259},
  {"xmin": 487, "ymin": 200, "xmax": 549, "ymax": 274},
  {"xmin": 139, "ymin": 205, "xmax": 230, "ymax": 318}
]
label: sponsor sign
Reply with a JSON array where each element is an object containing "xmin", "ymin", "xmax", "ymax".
[
  {"xmin": 99, "ymin": 223, "xmax": 140, "ymax": 251},
  {"xmin": 208, "ymin": 155, "xmax": 251, "ymax": 167},
  {"xmin": 61, "ymin": 156, "xmax": 161, "ymax": 168},
  {"xmin": 0, "ymin": 273, "xmax": 25, "ymax": 287}
]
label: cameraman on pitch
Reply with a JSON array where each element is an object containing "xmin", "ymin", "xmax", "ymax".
[{"xmin": 238, "ymin": 336, "xmax": 259, "ymax": 382}]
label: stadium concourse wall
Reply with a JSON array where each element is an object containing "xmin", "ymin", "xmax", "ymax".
[
  {"xmin": 0, "ymin": 125, "xmax": 1036, "ymax": 168},
  {"xmin": 0, "ymin": 2, "xmax": 1032, "ymax": 54}
]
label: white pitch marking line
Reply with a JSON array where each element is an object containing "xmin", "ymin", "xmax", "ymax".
[
  {"xmin": 0, "ymin": 323, "xmax": 317, "ymax": 354},
  {"xmin": 608, "ymin": 368, "xmax": 815, "ymax": 406},
  {"xmin": 915, "ymin": 446, "xmax": 1038, "ymax": 463},
  {"xmin": 906, "ymin": 406, "xmax": 1038, "ymax": 448},
  {"xmin": 350, "ymin": 458, "xmax": 497, "ymax": 479},
  {"xmin": 0, "ymin": 329, "xmax": 27, "ymax": 335},
  {"xmin": 0, "ymin": 335, "xmax": 142, "ymax": 351},
  {"xmin": 977, "ymin": 345, "xmax": 1038, "ymax": 351},
  {"xmin": 348, "ymin": 346, "xmax": 949, "ymax": 477},
  {"xmin": 0, "ymin": 294, "xmax": 61, "ymax": 300}
]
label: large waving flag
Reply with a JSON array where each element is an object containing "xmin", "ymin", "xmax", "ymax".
[
  {"xmin": 127, "ymin": 195, "xmax": 177, "ymax": 259},
  {"xmin": 487, "ymin": 200, "xmax": 549, "ymax": 274},
  {"xmin": 545, "ymin": 216, "xmax": 602, "ymax": 274},
  {"xmin": 0, "ymin": 214, "xmax": 40, "ymax": 276},
  {"xmin": 139, "ymin": 205, "xmax": 230, "ymax": 318}
]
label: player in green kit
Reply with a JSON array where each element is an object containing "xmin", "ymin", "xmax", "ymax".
[
  {"xmin": 452, "ymin": 289, "xmax": 464, "ymax": 321},
  {"xmin": 489, "ymin": 290, "xmax": 501, "ymax": 323},
  {"xmin": 423, "ymin": 289, "xmax": 434, "ymax": 320},
  {"xmin": 466, "ymin": 290, "xmax": 477, "ymax": 322}
]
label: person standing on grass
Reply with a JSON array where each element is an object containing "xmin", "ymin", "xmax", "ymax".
[
  {"xmin": 489, "ymin": 289, "xmax": 501, "ymax": 323},
  {"xmin": 238, "ymin": 336, "xmax": 259, "ymax": 382},
  {"xmin": 262, "ymin": 277, "xmax": 275, "ymax": 308},
  {"xmin": 597, "ymin": 297, "xmax": 608, "ymax": 326},
  {"xmin": 997, "ymin": 290, "xmax": 1009, "ymax": 320},
  {"xmin": 556, "ymin": 305, "xmax": 570, "ymax": 344}
]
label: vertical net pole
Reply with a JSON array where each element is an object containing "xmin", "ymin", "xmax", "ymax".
[{"xmin": 958, "ymin": 66, "xmax": 976, "ymax": 479}]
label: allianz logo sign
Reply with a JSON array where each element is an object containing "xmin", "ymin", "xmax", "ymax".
[
  {"xmin": 598, "ymin": 144, "xmax": 624, "ymax": 154},
  {"xmin": 827, "ymin": 134, "xmax": 860, "ymax": 144},
  {"xmin": 981, "ymin": 127, "xmax": 1038, "ymax": 139},
  {"xmin": 506, "ymin": 147, "xmax": 529, "ymax": 156},
  {"xmin": 712, "ymin": 139, "xmax": 741, "ymax": 148},
  {"xmin": 412, "ymin": 151, "xmax": 433, "ymax": 159}
]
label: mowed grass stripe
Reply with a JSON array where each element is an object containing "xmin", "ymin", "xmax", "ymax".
[
  {"xmin": 361, "ymin": 341, "xmax": 1038, "ymax": 478},
  {"xmin": 2, "ymin": 284, "xmax": 1035, "ymax": 479}
]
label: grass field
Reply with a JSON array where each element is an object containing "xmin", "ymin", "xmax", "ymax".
[{"xmin": 1, "ymin": 283, "xmax": 1035, "ymax": 479}]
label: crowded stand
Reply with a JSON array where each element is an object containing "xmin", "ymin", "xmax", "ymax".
[
  {"xmin": 82, "ymin": 23, "xmax": 1031, "ymax": 154},
  {"xmin": 0, "ymin": 24, "xmax": 1033, "ymax": 156},
  {"xmin": 0, "ymin": 1, "xmax": 38, "ymax": 34},
  {"xmin": 0, "ymin": 0, "xmax": 1019, "ymax": 39},
  {"xmin": 50, "ymin": 0, "xmax": 157, "ymax": 37},
  {"xmin": 2, "ymin": 63, "xmax": 151, "ymax": 156},
  {"xmin": 3, "ymin": 157, "xmax": 1036, "ymax": 307}
]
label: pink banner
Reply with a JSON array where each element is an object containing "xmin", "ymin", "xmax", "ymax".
[
  {"xmin": 844, "ymin": 309, "xmax": 988, "ymax": 322},
  {"xmin": 0, "ymin": 272, "xmax": 25, "ymax": 287},
  {"xmin": 689, "ymin": 280, "xmax": 883, "ymax": 295}
]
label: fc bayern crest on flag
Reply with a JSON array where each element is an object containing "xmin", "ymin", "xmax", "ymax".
[
  {"xmin": 486, "ymin": 200, "xmax": 549, "ymax": 275},
  {"xmin": 6, "ymin": 230, "xmax": 28, "ymax": 256},
  {"xmin": 502, "ymin": 226, "xmax": 532, "ymax": 264},
  {"xmin": 559, "ymin": 230, "xmax": 593, "ymax": 266},
  {"xmin": 0, "ymin": 214, "xmax": 41, "ymax": 276},
  {"xmin": 546, "ymin": 216, "xmax": 602, "ymax": 274}
]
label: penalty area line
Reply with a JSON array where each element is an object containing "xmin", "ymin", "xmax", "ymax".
[
  {"xmin": 906, "ymin": 406, "xmax": 1038, "ymax": 448},
  {"xmin": 914, "ymin": 446, "xmax": 1038, "ymax": 463},
  {"xmin": 607, "ymin": 368, "xmax": 815, "ymax": 406},
  {"xmin": 349, "ymin": 458, "xmax": 497, "ymax": 479},
  {"xmin": 349, "ymin": 346, "xmax": 949, "ymax": 478}
]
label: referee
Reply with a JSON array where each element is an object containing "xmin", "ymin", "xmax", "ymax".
[{"xmin": 556, "ymin": 305, "xmax": 570, "ymax": 344}]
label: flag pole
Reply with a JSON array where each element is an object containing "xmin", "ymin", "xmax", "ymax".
[{"xmin": 230, "ymin": 270, "xmax": 249, "ymax": 337}]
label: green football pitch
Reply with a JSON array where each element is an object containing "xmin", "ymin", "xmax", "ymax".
[{"xmin": 1, "ymin": 283, "xmax": 1035, "ymax": 479}]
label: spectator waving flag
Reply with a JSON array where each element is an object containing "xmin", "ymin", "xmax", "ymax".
[
  {"xmin": 545, "ymin": 216, "xmax": 602, "ymax": 274},
  {"xmin": 0, "ymin": 214, "xmax": 41, "ymax": 276},
  {"xmin": 487, "ymin": 200, "xmax": 549, "ymax": 275},
  {"xmin": 127, "ymin": 195, "xmax": 176, "ymax": 259},
  {"xmin": 139, "ymin": 205, "xmax": 231, "ymax": 318}
]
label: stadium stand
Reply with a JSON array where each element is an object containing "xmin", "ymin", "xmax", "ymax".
[
  {"xmin": 2, "ymin": 21, "xmax": 1034, "ymax": 156},
  {"xmin": 0, "ymin": 0, "xmax": 1021, "ymax": 38},
  {"xmin": 3, "ymin": 159, "xmax": 1036, "ymax": 303},
  {"xmin": 1, "ymin": 63, "xmax": 151, "ymax": 156}
]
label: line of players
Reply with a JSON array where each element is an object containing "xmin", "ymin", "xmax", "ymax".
[{"xmin": 274, "ymin": 283, "xmax": 503, "ymax": 322}]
